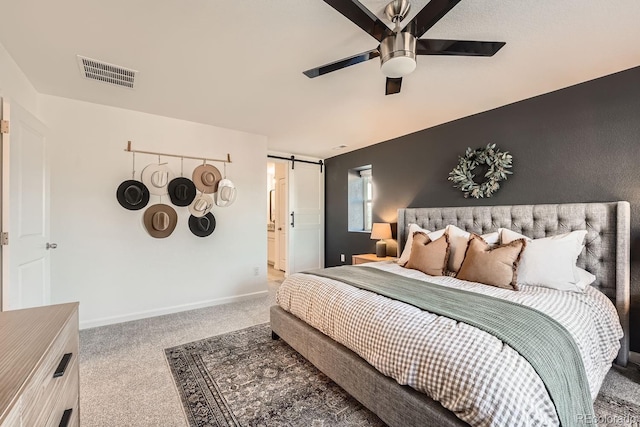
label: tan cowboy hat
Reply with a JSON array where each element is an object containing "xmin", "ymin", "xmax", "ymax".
[
  {"xmin": 141, "ymin": 163, "xmax": 175, "ymax": 196},
  {"xmin": 188, "ymin": 193, "xmax": 214, "ymax": 218},
  {"xmin": 215, "ymin": 178, "xmax": 237, "ymax": 207},
  {"xmin": 192, "ymin": 164, "xmax": 221, "ymax": 194},
  {"xmin": 143, "ymin": 204, "xmax": 177, "ymax": 238}
]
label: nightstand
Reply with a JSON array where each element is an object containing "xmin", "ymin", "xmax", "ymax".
[{"xmin": 352, "ymin": 253, "xmax": 397, "ymax": 265}]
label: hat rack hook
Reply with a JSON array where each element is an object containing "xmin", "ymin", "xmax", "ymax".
[{"xmin": 125, "ymin": 141, "xmax": 232, "ymax": 164}]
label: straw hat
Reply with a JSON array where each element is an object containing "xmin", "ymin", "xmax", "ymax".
[
  {"xmin": 141, "ymin": 163, "xmax": 175, "ymax": 196},
  {"xmin": 116, "ymin": 180, "xmax": 150, "ymax": 211},
  {"xmin": 192, "ymin": 164, "xmax": 221, "ymax": 194},
  {"xmin": 143, "ymin": 204, "xmax": 177, "ymax": 238}
]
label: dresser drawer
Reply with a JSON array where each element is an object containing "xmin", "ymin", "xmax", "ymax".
[
  {"xmin": 0, "ymin": 303, "xmax": 80, "ymax": 427},
  {"xmin": 21, "ymin": 310, "xmax": 79, "ymax": 427},
  {"xmin": 45, "ymin": 356, "xmax": 79, "ymax": 427}
]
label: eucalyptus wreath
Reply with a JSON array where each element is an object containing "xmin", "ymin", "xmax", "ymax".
[{"xmin": 448, "ymin": 143, "xmax": 513, "ymax": 198}]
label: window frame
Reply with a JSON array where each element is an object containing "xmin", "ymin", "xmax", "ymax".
[{"xmin": 347, "ymin": 165, "xmax": 373, "ymax": 233}]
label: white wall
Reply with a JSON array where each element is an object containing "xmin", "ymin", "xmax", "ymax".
[
  {"xmin": 39, "ymin": 94, "xmax": 268, "ymax": 328},
  {"xmin": 0, "ymin": 42, "xmax": 39, "ymax": 115}
]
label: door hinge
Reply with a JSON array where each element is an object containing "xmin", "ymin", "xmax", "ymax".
[
  {"xmin": 0, "ymin": 120, "xmax": 8, "ymax": 134},
  {"xmin": 1, "ymin": 232, "xmax": 8, "ymax": 246}
]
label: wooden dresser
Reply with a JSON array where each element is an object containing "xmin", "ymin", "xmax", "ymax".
[{"xmin": 0, "ymin": 303, "xmax": 80, "ymax": 427}]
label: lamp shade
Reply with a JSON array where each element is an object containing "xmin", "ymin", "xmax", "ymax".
[{"xmin": 370, "ymin": 223, "xmax": 392, "ymax": 240}]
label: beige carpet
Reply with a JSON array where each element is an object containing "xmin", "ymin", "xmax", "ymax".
[{"xmin": 79, "ymin": 279, "xmax": 280, "ymax": 427}]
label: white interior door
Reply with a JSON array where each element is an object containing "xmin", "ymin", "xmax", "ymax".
[
  {"xmin": 275, "ymin": 177, "xmax": 287, "ymax": 272},
  {"xmin": 0, "ymin": 98, "xmax": 9, "ymax": 310},
  {"xmin": 287, "ymin": 160, "xmax": 324, "ymax": 274},
  {"xmin": 6, "ymin": 99, "xmax": 50, "ymax": 310}
]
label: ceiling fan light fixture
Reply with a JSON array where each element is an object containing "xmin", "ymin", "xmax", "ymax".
[
  {"xmin": 379, "ymin": 32, "xmax": 417, "ymax": 78},
  {"xmin": 381, "ymin": 55, "xmax": 416, "ymax": 78}
]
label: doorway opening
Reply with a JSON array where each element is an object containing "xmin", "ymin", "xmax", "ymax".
[{"xmin": 267, "ymin": 161, "xmax": 286, "ymax": 283}]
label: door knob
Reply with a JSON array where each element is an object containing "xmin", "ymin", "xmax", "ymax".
[
  {"xmin": 278, "ymin": 227, "xmax": 282, "ymax": 231},
  {"xmin": 46, "ymin": 242, "xmax": 58, "ymax": 250}
]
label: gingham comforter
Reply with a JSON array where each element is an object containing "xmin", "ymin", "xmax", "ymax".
[{"xmin": 276, "ymin": 262, "xmax": 623, "ymax": 427}]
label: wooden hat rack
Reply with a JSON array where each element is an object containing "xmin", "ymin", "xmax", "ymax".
[{"xmin": 124, "ymin": 141, "xmax": 232, "ymax": 164}]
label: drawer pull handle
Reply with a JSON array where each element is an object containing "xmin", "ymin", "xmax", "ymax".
[
  {"xmin": 58, "ymin": 408, "xmax": 72, "ymax": 427},
  {"xmin": 54, "ymin": 353, "xmax": 72, "ymax": 378}
]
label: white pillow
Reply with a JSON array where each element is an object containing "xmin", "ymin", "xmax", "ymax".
[
  {"xmin": 481, "ymin": 231, "xmax": 500, "ymax": 246},
  {"xmin": 445, "ymin": 225, "xmax": 471, "ymax": 273},
  {"xmin": 501, "ymin": 229, "xmax": 588, "ymax": 292},
  {"xmin": 575, "ymin": 267, "xmax": 596, "ymax": 291}
]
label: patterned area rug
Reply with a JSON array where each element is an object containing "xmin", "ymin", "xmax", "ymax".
[
  {"xmin": 593, "ymin": 393, "xmax": 640, "ymax": 427},
  {"xmin": 166, "ymin": 323, "xmax": 640, "ymax": 427},
  {"xmin": 165, "ymin": 323, "xmax": 383, "ymax": 426}
]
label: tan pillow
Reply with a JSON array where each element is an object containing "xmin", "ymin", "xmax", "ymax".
[
  {"xmin": 405, "ymin": 232, "xmax": 450, "ymax": 276},
  {"xmin": 456, "ymin": 234, "xmax": 527, "ymax": 290}
]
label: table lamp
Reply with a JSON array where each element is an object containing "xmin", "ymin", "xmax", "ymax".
[{"xmin": 371, "ymin": 223, "xmax": 392, "ymax": 257}]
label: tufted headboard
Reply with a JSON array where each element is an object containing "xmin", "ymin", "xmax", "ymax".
[{"xmin": 397, "ymin": 202, "xmax": 630, "ymax": 366}]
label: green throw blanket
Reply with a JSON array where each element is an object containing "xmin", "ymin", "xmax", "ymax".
[{"xmin": 305, "ymin": 265, "xmax": 594, "ymax": 427}]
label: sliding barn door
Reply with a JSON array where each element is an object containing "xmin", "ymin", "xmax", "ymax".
[{"xmin": 287, "ymin": 160, "xmax": 324, "ymax": 274}]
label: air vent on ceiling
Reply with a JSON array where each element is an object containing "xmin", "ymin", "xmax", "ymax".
[{"xmin": 76, "ymin": 55, "xmax": 137, "ymax": 89}]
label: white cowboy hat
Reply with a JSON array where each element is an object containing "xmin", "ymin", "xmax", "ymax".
[
  {"xmin": 215, "ymin": 178, "xmax": 237, "ymax": 207},
  {"xmin": 188, "ymin": 193, "xmax": 214, "ymax": 217},
  {"xmin": 141, "ymin": 163, "xmax": 175, "ymax": 196}
]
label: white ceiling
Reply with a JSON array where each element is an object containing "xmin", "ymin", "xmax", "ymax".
[{"xmin": 0, "ymin": 0, "xmax": 639, "ymax": 159}]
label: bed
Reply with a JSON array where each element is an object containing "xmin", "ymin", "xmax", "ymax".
[{"xmin": 270, "ymin": 202, "xmax": 630, "ymax": 426}]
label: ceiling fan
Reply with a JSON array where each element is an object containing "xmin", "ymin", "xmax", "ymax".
[{"xmin": 303, "ymin": 0, "xmax": 505, "ymax": 95}]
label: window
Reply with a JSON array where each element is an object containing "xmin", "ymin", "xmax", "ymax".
[
  {"xmin": 361, "ymin": 169, "xmax": 373, "ymax": 231},
  {"xmin": 348, "ymin": 165, "xmax": 373, "ymax": 232}
]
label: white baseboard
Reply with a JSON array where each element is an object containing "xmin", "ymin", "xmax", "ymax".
[{"xmin": 79, "ymin": 290, "xmax": 268, "ymax": 330}]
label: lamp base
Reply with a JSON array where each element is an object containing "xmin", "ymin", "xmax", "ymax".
[{"xmin": 376, "ymin": 240, "xmax": 387, "ymax": 257}]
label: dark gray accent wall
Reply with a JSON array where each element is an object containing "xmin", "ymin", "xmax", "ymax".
[{"xmin": 324, "ymin": 65, "xmax": 640, "ymax": 352}]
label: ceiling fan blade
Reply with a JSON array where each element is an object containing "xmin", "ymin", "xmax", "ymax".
[
  {"xmin": 385, "ymin": 77, "xmax": 402, "ymax": 95},
  {"xmin": 322, "ymin": 0, "xmax": 394, "ymax": 42},
  {"xmin": 416, "ymin": 39, "xmax": 505, "ymax": 56},
  {"xmin": 405, "ymin": 0, "xmax": 461, "ymax": 38},
  {"xmin": 303, "ymin": 49, "xmax": 380, "ymax": 78}
]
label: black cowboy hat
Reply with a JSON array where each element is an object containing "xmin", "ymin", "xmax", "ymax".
[
  {"xmin": 188, "ymin": 212, "xmax": 216, "ymax": 237},
  {"xmin": 167, "ymin": 177, "xmax": 197, "ymax": 207},
  {"xmin": 116, "ymin": 180, "xmax": 150, "ymax": 211}
]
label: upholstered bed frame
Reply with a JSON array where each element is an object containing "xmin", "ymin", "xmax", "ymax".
[{"xmin": 270, "ymin": 201, "xmax": 630, "ymax": 427}]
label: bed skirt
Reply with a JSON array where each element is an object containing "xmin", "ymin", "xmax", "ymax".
[{"xmin": 270, "ymin": 305, "xmax": 468, "ymax": 427}]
